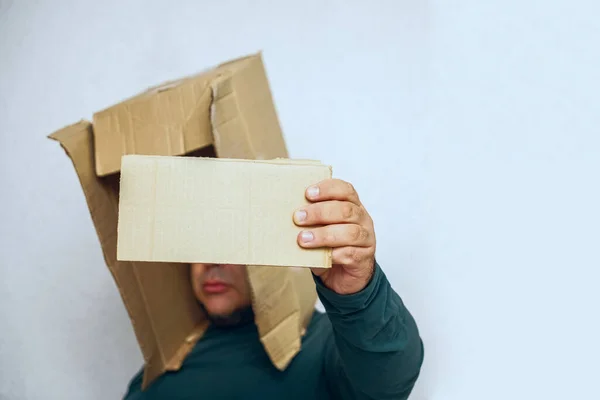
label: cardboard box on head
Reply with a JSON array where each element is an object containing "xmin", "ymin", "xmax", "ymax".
[{"xmin": 48, "ymin": 52, "xmax": 324, "ymax": 389}]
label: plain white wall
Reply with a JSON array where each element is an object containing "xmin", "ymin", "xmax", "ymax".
[{"xmin": 1, "ymin": 1, "xmax": 599, "ymax": 399}]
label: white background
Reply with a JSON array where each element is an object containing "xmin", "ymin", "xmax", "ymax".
[{"xmin": 1, "ymin": 1, "xmax": 599, "ymax": 399}]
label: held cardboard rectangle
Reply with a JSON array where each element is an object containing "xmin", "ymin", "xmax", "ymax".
[{"xmin": 117, "ymin": 155, "xmax": 333, "ymax": 268}]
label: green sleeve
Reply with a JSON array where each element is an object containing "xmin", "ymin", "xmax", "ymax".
[{"xmin": 315, "ymin": 261, "xmax": 424, "ymax": 400}]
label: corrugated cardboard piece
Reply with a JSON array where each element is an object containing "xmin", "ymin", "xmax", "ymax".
[
  {"xmin": 92, "ymin": 51, "xmax": 288, "ymax": 176},
  {"xmin": 48, "ymin": 52, "xmax": 320, "ymax": 389},
  {"xmin": 117, "ymin": 155, "xmax": 332, "ymax": 268}
]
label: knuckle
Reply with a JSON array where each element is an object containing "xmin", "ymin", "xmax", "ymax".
[
  {"xmin": 368, "ymin": 246, "xmax": 376, "ymax": 258},
  {"xmin": 341, "ymin": 203, "xmax": 354, "ymax": 220},
  {"xmin": 346, "ymin": 182, "xmax": 356, "ymax": 195},
  {"xmin": 347, "ymin": 247, "xmax": 362, "ymax": 264},
  {"xmin": 342, "ymin": 248, "xmax": 356, "ymax": 265},
  {"xmin": 355, "ymin": 206, "xmax": 366, "ymax": 220},
  {"xmin": 350, "ymin": 226, "xmax": 362, "ymax": 242},
  {"xmin": 356, "ymin": 226, "xmax": 370, "ymax": 243}
]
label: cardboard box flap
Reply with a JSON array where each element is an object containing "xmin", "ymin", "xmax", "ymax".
[
  {"xmin": 247, "ymin": 266, "xmax": 317, "ymax": 370},
  {"xmin": 294, "ymin": 267, "xmax": 321, "ymax": 333},
  {"xmin": 92, "ymin": 54, "xmax": 257, "ymax": 177},
  {"xmin": 210, "ymin": 54, "xmax": 288, "ymax": 160},
  {"xmin": 92, "ymin": 76, "xmax": 213, "ymax": 177},
  {"xmin": 48, "ymin": 122, "xmax": 207, "ymax": 389}
]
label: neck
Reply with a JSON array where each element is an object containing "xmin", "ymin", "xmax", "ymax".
[{"xmin": 200, "ymin": 303, "xmax": 255, "ymax": 328}]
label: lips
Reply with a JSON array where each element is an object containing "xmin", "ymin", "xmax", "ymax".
[{"xmin": 203, "ymin": 280, "xmax": 230, "ymax": 294}]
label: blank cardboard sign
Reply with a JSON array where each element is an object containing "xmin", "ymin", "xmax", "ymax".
[{"xmin": 116, "ymin": 155, "xmax": 332, "ymax": 268}]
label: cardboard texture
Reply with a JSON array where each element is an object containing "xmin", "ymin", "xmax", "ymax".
[
  {"xmin": 48, "ymin": 52, "xmax": 320, "ymax": 389},
  {"xmin": 117, "ymin": 155, "xmax": 332, "ymax": 268}
]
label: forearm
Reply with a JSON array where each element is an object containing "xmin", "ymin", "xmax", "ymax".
[{"xmin": 316, "ymin": 261, "xmax": 424, "ymax": 399}]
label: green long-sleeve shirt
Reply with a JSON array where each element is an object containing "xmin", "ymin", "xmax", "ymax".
[{"xmin": 123, "ymin": 262, "xmax": 424, "ymax": 399}]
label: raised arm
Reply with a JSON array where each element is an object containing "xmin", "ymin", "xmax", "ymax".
[
  {"xmin": 294, "ymin": 178, "xmax": 424, "ymax": 399},
  {"xmin": 315, "ymin": 261, "xmax": 423, "ymax": 399}
]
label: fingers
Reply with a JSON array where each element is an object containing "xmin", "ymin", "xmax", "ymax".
[
  {"xmin": 298, "ymin": 179, "xmax": 375, "ymax": 259},
  {"xmin": 293, "ymin": 201, "xmax": 366, "ymax": 226},
  {"xmin": 297, "ymin": 224, "xmax": 374, "ymax": 248},
  {"xmin": 305, "ymin": 179, "xmax": 361, "ymax": 205}
]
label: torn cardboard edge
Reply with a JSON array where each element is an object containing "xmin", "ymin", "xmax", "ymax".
[
  {"xmin": 48, "ymin": 122, "xmax": 207, "ymax": 390},
  {"xmin": 47, "ymin": 51, "xmax": 320, "ymax": 390},
  {"xmin": 91, "ymin": 51, "xmax": 286, "ymax": 176}
]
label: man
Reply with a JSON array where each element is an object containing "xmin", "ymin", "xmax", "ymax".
[{"xmin": 124, "ymin": 179, "xmax": 424, "ymax": 399}]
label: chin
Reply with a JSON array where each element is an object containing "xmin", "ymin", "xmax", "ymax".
[{"xmin": 204, "ymin": 298, "xmax": 237, "ymax": 317}]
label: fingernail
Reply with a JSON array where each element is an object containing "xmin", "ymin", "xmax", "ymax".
[
  {"xmin": 294, "ymin": 210, "xmax": 307, "ymax": 222},
  {"xmin": 307, "ymin": 186, "xmax": 319, "ymax": 198},
  {"xmin": 300, "ymin": 231, "xmax": 314, "ymax": 243}
]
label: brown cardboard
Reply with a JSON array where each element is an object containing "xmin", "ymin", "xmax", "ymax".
[
  {"xmin": 91, "ymin": 53, "xmax": 283, "ymax": 177},
  {"xmin": 117, "ymin": 155, "xmax": 332, "ymax": 268},
  {"xmin": 48, "ymin": 52, "xmax": 319, "ymax": 389}
]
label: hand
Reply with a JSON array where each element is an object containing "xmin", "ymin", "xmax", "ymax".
[{"xmin": 293, "ymin": 179, "xmax": 376, "ymax": 295}]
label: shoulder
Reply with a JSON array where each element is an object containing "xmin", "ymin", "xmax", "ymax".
[
  {"xmin": 122, "ymin": 366, "xmax": 144, "ymax": 399},
  {"xmin": 307, "ymin": 310, "xmax": 331, "ymax": 332},
  {"xmin": 302, "ymin": 309, "xmax": 335, "ymax": 350}
]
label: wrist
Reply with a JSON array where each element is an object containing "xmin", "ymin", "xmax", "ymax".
[
  {"xmin": 348, "ymin": 258, "xmax": 376, "ymax": 294},
  {"xmin": 322, "ymin": 258, "xmax": 376, "ymax": 295},
  {"xmin": 313, "ymin": 260, "xmax": 383, "ymax": 315}
]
